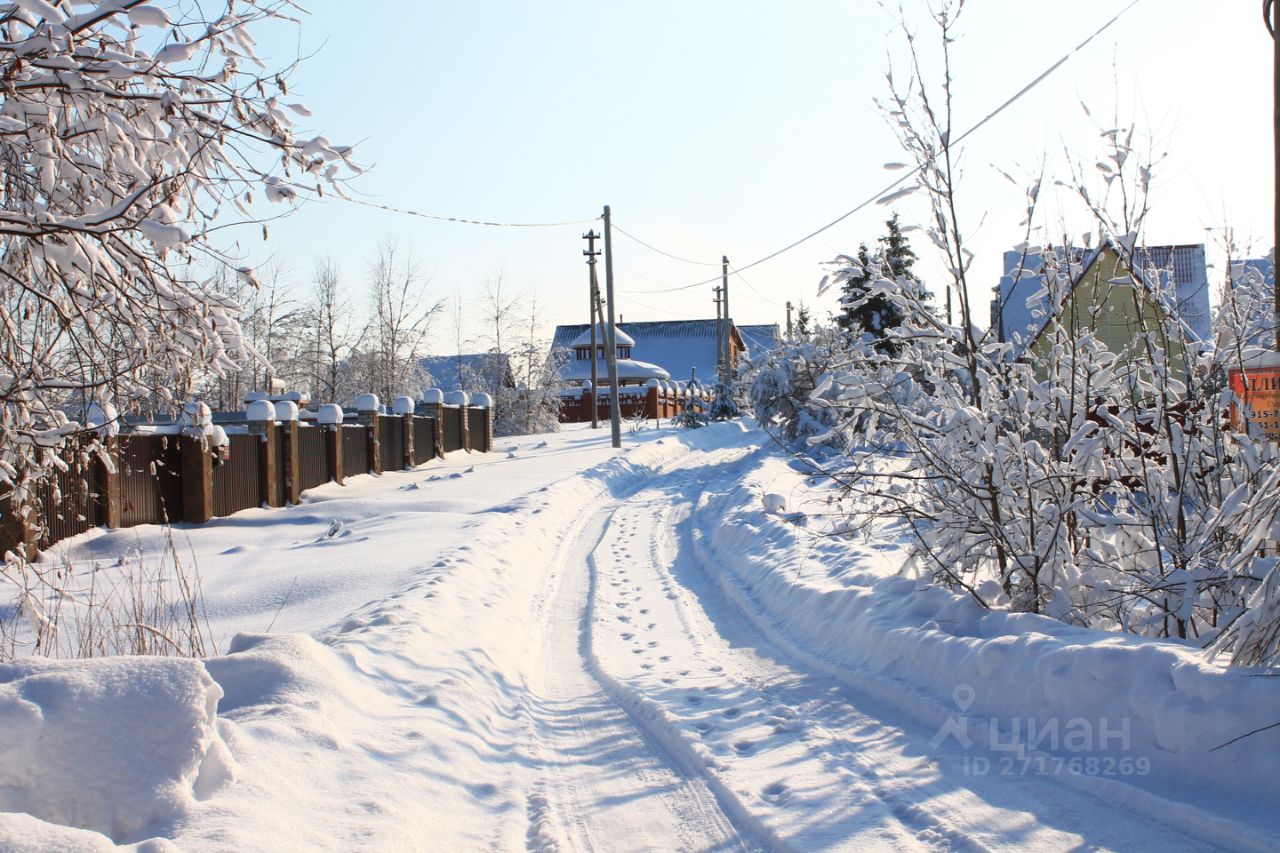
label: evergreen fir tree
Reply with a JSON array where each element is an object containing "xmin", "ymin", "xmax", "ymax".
[
  {"xmin": 794, "ymin": 304, "xmax": 813, "ymax": 339},
  {"xmin": 835, "ymin": 244, "xmax": 873, "ymax": 335},
  {"xmin": 879, "ymin": 213, "xmax": 930, "ymax": 305},
  {"xmin": 837, "ymin": 215, "xmax": 929, "ymax": 352}
]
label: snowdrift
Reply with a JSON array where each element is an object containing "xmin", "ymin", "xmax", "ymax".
[
  {"xmin": 694, "ymin": 453, "xmax": 1280, "ymax": 843},
  {"xmin": 0, "ymin": 655, "xmax": 234, "ymax": 844}
]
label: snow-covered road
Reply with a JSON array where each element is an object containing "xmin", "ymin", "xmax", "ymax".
[{"xmin": 6, "ymin": 423, "xmax": 1276, "ymax": 851}]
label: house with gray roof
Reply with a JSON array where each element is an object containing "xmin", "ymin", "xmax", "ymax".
[{"xmin": 551, "ymin": 319, "xmax": 777, "ymax": 386}]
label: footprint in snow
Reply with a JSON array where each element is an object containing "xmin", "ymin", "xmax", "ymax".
[{"xmin": 762, "ymin": 782, "xmax": 790, "ymax": 804}]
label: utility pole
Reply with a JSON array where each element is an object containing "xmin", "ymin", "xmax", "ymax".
[
  {"xmin": 1272, "ymin": 0, "xmax": 1280, "ymax": 350},
  {"xmin": 583, "ymin": 230, "xmax": 601, "ymax": 428},
  {"xmin": 786, "ymin": 301, "xmax": 793, "ymax": 339},
  {"xmin": 714, "ymin": 286, "xmax": 724, "ymax": 383},
  {"xmin": 602, "ymin": 206, "xmax": 621, "ymax": 448},
  {"xmin": 721, "ymin": 256, "xmax": 732, "ymax": 382}
]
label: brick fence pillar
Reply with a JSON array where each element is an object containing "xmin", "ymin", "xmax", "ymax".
[
  {"xmin": 421, "ymin": 390, "xmax": 445, "ymax": 457},
  {"xmin": 444, "ymin": 390, "xmax": 469, "ymax": 452},
  {"xmin": 248, "ymin": 400, "xmax": 279, "ymax": 508},
  {"xmin": 393, "ymin": 396, "xmax": 415, "ymax": 470},
  {"xmin": 95, "ymin": 435, "xmax": 122, "ymax": 529},
  {"xmin": 318, "ymin": 404, "xmax": 344, "ymax": 485},
  {"xmin": 180, "ymin": 434, "xmax": 214, "ymax": 523},
  {"xmin": 356, "ymin": 394, "xmax": 381, "ymax": 475},
  {"xmin": 279, "ymin": 418, "xmax": 300, "ymax": 505}
]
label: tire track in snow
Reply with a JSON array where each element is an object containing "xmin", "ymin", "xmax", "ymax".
[{"xmin": 585, "ymin": 443, "xmax": 1209, "ymax": 851}]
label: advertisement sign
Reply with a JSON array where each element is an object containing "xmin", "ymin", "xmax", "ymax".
[{"xmin": 1229, "ymin": 366, "xmax": 1280, "ymax": 440}]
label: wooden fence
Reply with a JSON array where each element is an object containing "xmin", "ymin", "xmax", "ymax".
[
  {"xmin": 3, "ymin": 406, "xmax": 493, "ymax": 559},
  {"xmin": 558, "ymin": 385, "xmax": 693, "ymax": 424}
]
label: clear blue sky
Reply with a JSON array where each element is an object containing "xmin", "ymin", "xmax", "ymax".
[{"xmin": 238, "ymin": 1, "xmax": 1272, "ymax": 353}]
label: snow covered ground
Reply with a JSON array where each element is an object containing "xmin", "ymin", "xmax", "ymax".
[{"xmin": 2, "ymin": 421, "xmax": 1278, "ymax": 851}]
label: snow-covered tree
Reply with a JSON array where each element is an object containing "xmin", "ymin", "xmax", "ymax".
[
  {"xmin": 835, "ymin": 216, "xmax": 926, "ymax": 352},
  {"xmin": 0, "ymin": 0, "xmax": 353, "ymax": 485},
  {"xmin": 755, "ymin": 4, "xmax": 1280, "ymax": 664},
  {"xmin": 365, "ymin": 240, "xmax": 439, "ymax": 402}
]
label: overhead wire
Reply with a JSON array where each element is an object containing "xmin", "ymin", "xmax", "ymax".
[
  {"xmin": 730, "ymin": 264, "xmax": 783, "ymax": 308},
  {"xmin": 619, "ymin": 0, "xmax": 1144, "ymax": 295},
  {"xmin": 333, "ymin": 194, "xmax": 599, "ymax": 228},
  {"xmin": 610, "ymin": 223, "xmax": 720, "ymax": 266}
]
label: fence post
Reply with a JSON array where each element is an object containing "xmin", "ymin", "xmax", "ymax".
[
  {"xmin": 180, "ymin": 435, "xmax": 214, "ymax": 523},
  {"xmin": 0, "ymin": 494, "xmax": 38, "ymax": 560},
  {"xmin": 393, "ymin": 396, "xmax": 414, "ymax": 470},
  {"xmin": 318, "ymin": 404, "xmax": 344, "ymax": 485},
  {"xmin": 356, "ymin": 394, "xmax": 381, "ymax": 475},
  {"xmin": 275, "ymin": 401, "xmax": 301, "ymax": 505},
  {"xmin": 445, "ymin": 390, "xmax": 469, "ymax": 451},
  {"xmin": 422, "ymin": 389, "xmax": 445, "ymax": 458},
  {"xmin": 176, "ymin": 400, "xmax": 214, "ymax": 523},
  {"xmin": 94, "ymin": 434, "xmax": 122, "ymax": 529},
  {"xmin": 248, "ymin": 400, "xmax": 279, "ymax": 508},
  {"xmin": 472, "ymin": 393, "xmax": 494, "ymax": 453}
]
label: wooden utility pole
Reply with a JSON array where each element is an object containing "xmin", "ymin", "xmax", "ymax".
[
  {"xmin": 602, "ymin": 206, "xmax": 621, "ymax": 448},
  {"xmin": 583, "ymin": 230, "xmax": 601, "ymax": 428},
  {"xmin": 721, "ymin": 256, "xmax": 731, "ymax": 382},
  {"xmin": 714, "ymin": 286, "xmax": 724, "ymax": 383},
  {"xmin": 1273, "ymin": 0, "xmax": 1280, "ymax": 350},
  {"xmin": 786, "ymin": 300, "xmax": 793, "ymax": 338}
]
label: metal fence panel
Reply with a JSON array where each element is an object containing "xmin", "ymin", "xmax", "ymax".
[
  {"xmin": 271, "ymin": 429, "xmax": 286, "ymax": 506},
  {"xmin": 119, "ymin": 434, "xmax": 183, "ymax": 526},
  {"xmin": 379, "ymin": 416, "xmax": 405, "ymax": 471},
  {"xmin": 213, "ymin": 433, "xmax": 261, "ymax": 517},
  {"xmin": 36, "ymin": 443, "xmax": 100, "ymax": 548},
  {"xmin": 342, "ymin": 425, "xmax": 369, "ymax": 477},
  {"xmin": 467, "ymin": 409, "xmax": 489, "ymax": 452},
  {"xmin": 442, "ymin": 406, "xmax": 463, "ymax": 453},
  {"xmin": 412, "ymin": 417, "xmax": 436, "ymax": 466},
  {"xmin": 297, "ymin": 426, "xmax": 328, "ymax": 491}
]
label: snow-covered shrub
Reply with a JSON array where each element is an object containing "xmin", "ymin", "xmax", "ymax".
[
  {"xmin": 707, "ymin": 381, "xmax": 741, "ymax": 422},
  {"xmin": 775, "ymin": 5, "xmax": 1280, "ymax": 663},
  {"xmin": 746, "ymin": 325, "xmax": 857, "ymax": 447},
  {"xmin": 672, "ymin": 395, "xmax": 708, "ymax": 429}
]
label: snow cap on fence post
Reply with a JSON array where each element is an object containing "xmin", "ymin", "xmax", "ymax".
[
  {"xmin": 355, "ymin": 393, "xmax": 379, "ymax": 413},
  {"xmin": 471, "ymin": 393, "xmax": 493, "ymax": 409},
  {"xmin": 86, "ymin": 401, "xmax": 119, "ymax": 436},
  {"xmin": 317, "ymin": 404, "xmax": 344, "ymax": 426},
  {"xmin": 247, "ymin": 399, "xmax": 276, "ymax": 423},
  {"xmin": 179, "ymin": 399, "xmax": 212, "ymax": 437},
  {"xmin": 444, "ymin": 389, "xmax": 469, "ymax": 407},
  {"xmin": 392, "ymin": 396, "xmax": 415, "ymax": 416},
  {"xmin": 274, "ymin": 400, "xmax": 299, "ymax": 422},
  {"xmin": 422, "ymin": 388, "xmax": 444, "ymax": 405}
]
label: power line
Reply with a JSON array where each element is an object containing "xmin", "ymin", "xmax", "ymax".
[
  {"xmin": 622, "ymin": 0, "xmax": 1144, "ymax": 295},
  {"xmin": 730, "ymin": 264, "xmax": 782, "ymax": 308},
  {"xmin": 333, "ymin": 194, "xmax": 599, "ymax": 228},
  {"xmin": 611, "ymin": 222, "xmax": 720, "ymax": 266}
]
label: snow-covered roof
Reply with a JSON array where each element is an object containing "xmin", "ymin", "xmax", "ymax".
[
  {"xmin": 552, "ymin": 320, "xmax": 749, "ymax": 385},
  {"xmin": 737, "ymin": 324, "xmax": 783, "ymax": 359},
  {"xmin": 419, "ymin": 353, "xmax": 512, "ymax": 394},
  {"xmin": 558, "ymin": 357, "xmax": 670, "ymax": 384},
  {"xmin": 569, "ymin": 324, "xmax": 635, "ymax": 348}
]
